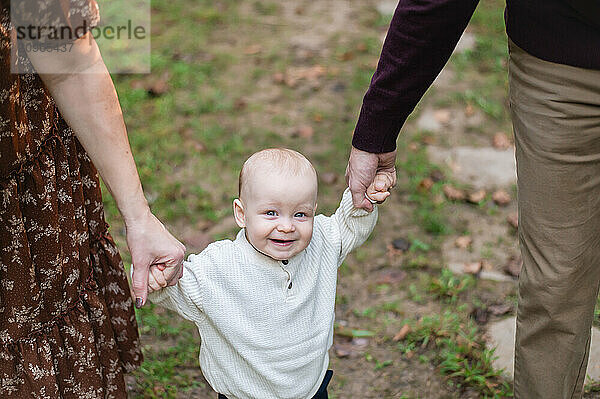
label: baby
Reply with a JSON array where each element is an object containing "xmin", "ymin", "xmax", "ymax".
[{"xmin": 147, "ymin": 148, "xmax": 392, "ymax": 399}]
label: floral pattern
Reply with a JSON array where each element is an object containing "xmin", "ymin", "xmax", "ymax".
[{"xmin": 0, "ymin": 1, "xmax": 142, "ymax": 397}]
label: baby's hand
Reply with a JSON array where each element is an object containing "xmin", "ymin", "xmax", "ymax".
[
  {"xmin": 148, "ymin": 264, "xmax": 181, "ymax": 293},
  {"xmin": 365, "ymin": 172, "xmax": 394, "ymax": 204}
]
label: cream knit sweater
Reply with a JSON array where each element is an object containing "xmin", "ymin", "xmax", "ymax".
[{"xmin": 149, "ymin": 189, "xmax": 377, "ymax": 399}]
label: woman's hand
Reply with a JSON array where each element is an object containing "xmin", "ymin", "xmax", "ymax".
[{"xmin": 126, "ymin": 209, "xmax": 186, "ymax": 308}]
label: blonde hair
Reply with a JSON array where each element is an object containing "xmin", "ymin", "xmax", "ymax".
[{"xmin": 238, "ymin": 148, "xmax": 317, "ymax": 199}]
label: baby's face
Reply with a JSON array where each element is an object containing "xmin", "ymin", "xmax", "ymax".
[{"xmin": 235, "ymin": 171, "xmax": 317, "ymax": 260}]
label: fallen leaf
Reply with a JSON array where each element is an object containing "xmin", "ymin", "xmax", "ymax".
[
  {"xmin": 147, "ymin": 72, "xmax": 170, "ymax": 97},
  {"xmin": 463, "ymin": 261, "xmax": 482, "ymax": 274},
  {"xmin": 338, "ymin": 51, "xmax": 354, "ymax": 61},
  {"xmin": 393, "ymin": 324, "xmax": 411, "ymax": 341},
  {"xmin": 386, "ymin": 243, "xmax": 404, "ymax": 259},
  {"xmin": 507, "ymin": 212, "xmax": 519, "ymax": 229},
  {"xmin": 418, "ymin": 177, "xmax": 434, "ymax": 191},
  {"xmin": 429, "ymin": 169, "xmax": 445, "ymax": 182},
  {"xmin": 492, "ymin": 190, "xmax": 511, "ymax": 206},
  {"xmin": 234, "ymin": 98, "xmax": 247, "ymax": 110},
  {"xmin": 321, "ymin": 172, "xmax": 337, "ymax": 185},
  {"xmin": 504, "ymin": 256, "xmax": 522, "ymax": 277},
  {"xmin": 295, "ymin": 125, "xmax": 314, "ymax": 139},
  {"xmin": 186, "ymin": 140, "xmax": 205, "ymax": 152},
  {"xmin": 467, "ymin": 189, "xmax": 487, "ymax": 204},
  {"xmin": 455, "ymin": 235, "xmax": 473, "ymax": 249},
  {"xmin": 492, "ymin": 132, "xmax": 511, "ymax": 150},
  {"xmin": 280, "ymin": 65, "xmax": 327, "ymax": 88},
  {"xmin": 421, "ymin": 135, "xmax": 436, "ymax": 145},
  {"xmin": 333, "ymin": 343, "xmax": 355, "ymax": 358},
  {"xmin": 356, "ymin": 42, "xmax": 368, "ymax": 52},
  {"xmin": 130, "ymin": 79, "xmax": 145, "ymax": 90},
  {"xmin": 464, "ymin": 104, "xmax": 475, "ymax": 117},
  {"xmin": 377, "ymin": 270, "xmax": 406, "ymax": 285},
  {"xmin": 408, "ymin": 142, "xmax": 419, "ymax": 152},
  {"xmin": 471, "ymin": 307, "xmax": 488, "ymax": 324},
  {"xmin": 481, "ymin": 260, "xmax": 493, "ymax": 271},
  {"xmin": 312, "ymin": 113, "xmax": 323, "ymax": 122},
  {"xmin": 148, "ymin": 80, "xmax": 168, "ymax": 96},
  {"xmin": 443, "ymin": 185, "xmax": 466, "ymax": 201},
  {"xmin": 433, "ymin": 109, "xmax": 451, "ymax": 124},
  {"xmin": 489, "ymin": 304, "xmax": 512, "ymax": 316},
  {"xmin": 392, "ymin": 238, "xmax": 411, "ymax": 252},
  {"xmin": 243, "ymin": 44, "xmax": 262, "ymax": 55}
]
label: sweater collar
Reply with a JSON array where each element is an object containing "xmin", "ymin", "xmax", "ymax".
[{"xmin": 234, "ymin": 229, "xmax": 305, "ymax": 270}]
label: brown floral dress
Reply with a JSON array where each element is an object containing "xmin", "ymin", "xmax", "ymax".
[{"xmin": 0, "ymin": 1, "xmax": 142, "ymax": 397}]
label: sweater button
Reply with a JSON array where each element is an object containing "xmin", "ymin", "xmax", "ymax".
[
  {"xmin": 282, "ymin": 260, "xmax": 289, "ymax": 265},
  {"xmin": 288, "ymin": 281, "xmax": 292, "ymax": 289}
]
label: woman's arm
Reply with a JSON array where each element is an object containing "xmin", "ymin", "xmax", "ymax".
[{"xmin": 26, "ymin": 33, "xmax": 185, "ymax": 308}]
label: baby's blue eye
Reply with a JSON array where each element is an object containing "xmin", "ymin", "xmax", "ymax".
[
  {"xmin": 294, "ymin": 212, "xmax": 306, "ymax": 218},
  {"xmin": 266, "ymin": 210, "xmax": 276, "ymax": 216}
]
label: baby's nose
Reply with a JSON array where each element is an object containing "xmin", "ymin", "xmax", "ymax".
[{"xmin": 277, "ymin": 219, "xmax": 295, "ymax": 232}]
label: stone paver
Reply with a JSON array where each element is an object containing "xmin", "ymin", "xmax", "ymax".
[
  {"xmin": 454, "ymin": 32, "xmax": 476, "ymax": 54},
  {"xmin": 376, "ymin": 0, "xmax": 398, "ymax": 16},
  {"xmin": 487, "ymin": 316, "xmax": 600, "ymax": 381},
  {"xmin": 427, "ymin": 146, "xmax": 516, "ymax": 189}
]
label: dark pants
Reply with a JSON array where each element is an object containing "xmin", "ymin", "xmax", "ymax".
[{"xmin": 217, "ymin": 370, "xmax": 333, "ymax": 399}]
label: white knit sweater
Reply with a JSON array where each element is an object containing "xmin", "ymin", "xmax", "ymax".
[{"xmin": 149, "ymin": 189, "xmax": 377, "ymax": 399}]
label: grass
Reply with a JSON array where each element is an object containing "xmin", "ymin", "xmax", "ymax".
[
  {"xmin": 96, "ymin": 0, "xmax": 528, "ymax": 397},
  {"xmin": 399, "ymin": 310, "xmax": 513, "ymax": 398}
]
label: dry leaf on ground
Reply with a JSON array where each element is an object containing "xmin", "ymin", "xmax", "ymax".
[
  {"xmin": 377, "ymin": 270, "xmax": 406, "ymax": 285},
  {"xmin": 463, "ymin": 261, "xmax": 482, "ymax": 274},
  {"xmin": 507, "ymin": 212, "xmax": 519, "ymax": 229},
  {"xmin": 294, "ymin": 125, "xmax": 314, "ymax": 138},
  {"xmin": 320, "ymin": 172, "xmax": 337, "ymax": 185},
  {"xmin": 492, "ymin": 190, "xmax": 511, "ymax": 206},
  {"xmin": 433, "ymin": 109, "xmax": 451, "ymax": 124},
  {"xmin": 393, "ymin": 325, "xmax": 411, "ymax": 342},
  {"xmin": 471, "ymin": 307, "xmax": 488, "ymax": 324},
  {"xmin": 443, "ymin": 185, "xmax": 466, "ymax": 201},
  {"xmin": 489, "ymin": 304, "xmax": 512, "ymax": 316},
  {"xmin": 455, "ymin": 235, "xmax": 473, "ymax": 249},
  {"xmin": 243, "ymin": 44, "xmax": 262, "ymax": 55},
  {"xmin": 504, "ymin": 256, "xmax": 522, "ymax": 277},
  {"xmin": 418, "ymin": 177, "xmax": 434, "ymax": 191},
  {"xmin": 468, "ymin": 189, "xmax": 487, "ymax": 204},
  {"xmin": 464, "ymin": 104, "xmax": 475, "ymax": 116},
  {"xmin": 429, "ymin": 169, "xmax": 445, "ymax": 182},
  {"xmin": 492, "ymin": 132, "xmax": 511, "ymax": 149}
]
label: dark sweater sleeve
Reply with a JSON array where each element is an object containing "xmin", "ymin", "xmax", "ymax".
[{"xmin": 353, "ymin": 0, "xmax": 480, "ymax": 153}]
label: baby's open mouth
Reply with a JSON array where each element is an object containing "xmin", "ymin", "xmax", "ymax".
[{"xmin": 270, "ymin": 239, "xmax": 294, "ymax": 246}]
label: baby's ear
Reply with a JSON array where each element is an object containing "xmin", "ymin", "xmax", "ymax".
[{"xmin": 232, "ymin": 199, "xmax": 246, "ymax": 228}]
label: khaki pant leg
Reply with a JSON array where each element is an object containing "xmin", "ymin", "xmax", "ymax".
[{"xmin": 509, "ymin": 41, "xmax": 600, "ymax": 399}]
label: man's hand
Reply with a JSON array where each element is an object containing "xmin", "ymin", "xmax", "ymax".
[
  {"xmin": 345, "ymin": 146, "xmax": 397, "ymax": 211},
  {"xmin": 126, "ymin": 210, "xmax": 186, "ymax": 308}
]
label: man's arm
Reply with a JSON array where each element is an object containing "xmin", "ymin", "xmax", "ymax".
[
  {"xmin": 348, "ymin": 0, "xmax": 479, "ymax": 209},
  {"xmin": 353, "ymin": 0, "xmax": 480, "ymax": 153}
]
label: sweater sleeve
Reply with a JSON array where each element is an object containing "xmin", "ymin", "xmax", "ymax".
[
  {"xmin": 147, "ymin": 253, "xmax": 206, "ymax": 324},
  {"xmin": 330, "ymin": 188, "xmax": 378, "ymax": 267},
  {"xmin": 352, "ymin": 0, "xmax": 480, "ymax": 153}
]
